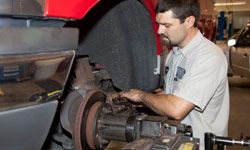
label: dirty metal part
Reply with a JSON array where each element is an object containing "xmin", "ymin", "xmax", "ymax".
[
  {"xmin": 122, "ymin": 135, "xmax": 199, "ymax": 150},
  {"xmin": 93, "ymin": 111, "xmax": 199, "ymax": 150},
  {"xmin": 73, "ymin": 90, "xmax": 106, "ymax": 150},
  {"xmin": 86, "ymin": 101, "xmax": 102, "ymax": 149},
  {"xmin": 60, "ymin": 91, "xmax": 82, "ymax": 134},
  {"xmin": 110, "ymin": 97, "xmax": 133, "ymax": 114},
  {"xmin": 73, "ymin": 90, "xmax": 198, "ymax": 150},
  {"xmin": 74, "ymin": 58, "xmax": 96, "ymax": 92},
  {"xmin": 112, "ymin": 97, "xmax": 129, "ymax": 105},
  {"xmin": 97, "ymin": 114, "xmax": 136, "ymax": 143},
  {"xmin": 72, "ymin": 90, "xmax": 134, "ymax": 149},
  {"xmin": 205, "ymin": 132, "xmax": 250, "ymax": 150},
  {"xmin": 61, "ymin": 58, "xmax": 99, "ymax": 134},
  {"xmin": 150, "ymin": 135, "xmax": 199, "ymax": 150},
  {"xmin": 121, "ymin": 138, "xmax": 154, "ymax": 150}
]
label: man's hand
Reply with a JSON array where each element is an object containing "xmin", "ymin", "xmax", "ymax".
[
  {"xmin": 106, "ymin": 92, "xmax": 121, "ymax": 104},
  {"xmin": 120, "ymin": 89, "xmax": 145, "ymax": 102}
]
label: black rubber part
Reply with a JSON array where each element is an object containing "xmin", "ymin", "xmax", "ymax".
[{"xmin": 76, "ymin": 0, "xmax": 159, "ymax": 92}]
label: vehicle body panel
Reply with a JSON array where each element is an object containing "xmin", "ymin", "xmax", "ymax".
[
  {"xmin": 0, "ymin": 100, "xmax": 58, "ymax": 150},
  {"xmin": 228, "ymin": 23, "xmax": 250, "ymax": 79},
  {"xmin": 0, "ymin": 0, "xmax": 100, "ymax": 20},
  {"xmin": 0, "ymin": 27, "xmax": 78, "ymax": 149},
  {"xmin": 231, "ymin": 47, "xmax": 250, "ymax": 78},
  {"xmin": 44, "ymin": 0, "xmax": 100, "ymax": 19}
]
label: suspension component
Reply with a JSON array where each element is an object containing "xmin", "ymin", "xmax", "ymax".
[{"xmin": 72, "ymin": 90, "xmax": 199, "ymax": 150}]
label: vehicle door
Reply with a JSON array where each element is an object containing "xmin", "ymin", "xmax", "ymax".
[{"xmin": 231, "ymin": 26, "xmax": 250, "ymax": 78}]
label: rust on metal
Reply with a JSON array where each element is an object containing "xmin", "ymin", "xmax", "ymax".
[
  {"xmin": 86, "ymin": 101, "xmax": 102, "ymax": 149},
  {"xmin": 73, "ymin": 90, "xmax": 106, "ymax": 150},
  {"xmin": 74, "ymin": 58, "xmax": 96, "ymax": 91}
]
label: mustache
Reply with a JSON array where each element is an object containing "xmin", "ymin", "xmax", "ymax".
[
  {"xmin": 159, "ymin": 34, "xmax": 173, "ymax": 46},
  {"xmin": 159, "ymin": 34, "xmax": 168, "ymax": 39},
  {"xmin": 159, "ymin": 34, "xmax": 170, "ymax": 43}
]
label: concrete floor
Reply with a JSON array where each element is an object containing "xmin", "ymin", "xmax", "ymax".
[
  {"xmin": 227, "ymin": 76, "xmax": 250, "ymax": 150},
  {"xmin": 216, "ymin": 40, "xmax": 250, "ymax": 149}
]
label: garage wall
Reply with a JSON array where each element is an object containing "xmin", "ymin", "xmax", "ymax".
[
  {"xmin": 200, "ymin": 0, "xmax": 216, "ymax": 16},
  {"xmin": 233, "ymin": 11, "xmax": 250, "ymax": 29}
]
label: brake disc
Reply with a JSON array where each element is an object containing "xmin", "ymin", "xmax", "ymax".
[{"xmin": 73, "ymin": 90, "xmax": 106, "ymax": 150}]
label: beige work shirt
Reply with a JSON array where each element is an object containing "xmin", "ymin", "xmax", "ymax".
[{"xmin": 164, "ymin": 31, "xmax": 229, "ymax": 150}]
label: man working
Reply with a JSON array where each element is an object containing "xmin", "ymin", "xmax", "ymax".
[{"xmin": 120, "ymin": 0, "xmax": 229, "ymax": 149}]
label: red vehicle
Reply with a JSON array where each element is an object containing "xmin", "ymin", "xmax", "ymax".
[{"xmin": 0, "ymin": 0, "xmax": 199, "ymax": 149}]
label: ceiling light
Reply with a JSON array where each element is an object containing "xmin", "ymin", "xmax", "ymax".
[{"xmin": 215, "ymin": 1, "xmax": 246, "ymax": 6}]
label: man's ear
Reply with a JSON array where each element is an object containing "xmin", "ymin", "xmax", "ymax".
[{"xmin": 184, "ymin": 16, "xmax": 195, "ymax": 29}]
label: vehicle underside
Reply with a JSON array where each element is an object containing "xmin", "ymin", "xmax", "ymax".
[{"xmin": 0, "ymin": 0, "xmax": 200, "ymax": 149}]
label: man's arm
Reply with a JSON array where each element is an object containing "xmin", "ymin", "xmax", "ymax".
[{"xmin": 120, "ymin": 89, "xmax": 194, "ymax": 120}]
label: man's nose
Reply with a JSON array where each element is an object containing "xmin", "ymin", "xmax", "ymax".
[{"xmin": 157, "ymin": 25, "xmax": 165, "ymax": 35}]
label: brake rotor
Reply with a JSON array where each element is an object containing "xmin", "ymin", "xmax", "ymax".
[
  {"xmin": 73, "ymin": 90, "xmax": 106, "ymax": 150},
  {"xmin": 86, "ymin": 101, "xmax": 102, "ymax": 149}
]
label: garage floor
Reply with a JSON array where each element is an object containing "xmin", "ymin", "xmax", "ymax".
[
  {"xmin": 227, "ymin": 76, "xmax": 250, "ymax": 150},
  {"xmin": 216, "ymin": 40, "xmax": 250, "ymax": 150}
]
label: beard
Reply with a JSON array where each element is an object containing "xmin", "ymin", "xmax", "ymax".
[{"xmin": 160, "ymin": 34, "xmax": 176, "ymax": 47}]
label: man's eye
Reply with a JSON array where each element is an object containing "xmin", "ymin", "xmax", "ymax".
[{"xmin": 164, "ymin": 25, "xmax": 170, "ymax": 28}]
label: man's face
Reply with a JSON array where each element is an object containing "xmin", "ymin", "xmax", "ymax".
[{"xmin": 156, "ymin": 10, "xmax": 187, "ymax": 47}]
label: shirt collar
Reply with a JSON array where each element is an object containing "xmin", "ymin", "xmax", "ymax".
[{"xmin": 173, "ymin": 47, "xmax": 181, "ymax": 55}]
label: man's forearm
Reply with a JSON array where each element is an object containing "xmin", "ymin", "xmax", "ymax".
[
  {"xmin": 140, "ymin": 92, "xmax": 177, "ymax": 117},
  {"xmin": 119, "ymin": 89, "xmax": 194, "ymax": 120},
  {"xmin": 140, "ymin": 92, "xmax": 194, "ymax": 120}
]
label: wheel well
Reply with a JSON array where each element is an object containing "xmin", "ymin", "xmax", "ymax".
[{"xmin": 67, "ymin": 0, "xmax": 160, "ymax": 91}]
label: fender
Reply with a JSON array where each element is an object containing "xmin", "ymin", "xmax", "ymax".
[{"xmin": 44, "ymin": 0, "xmax": 100, "ymax": 19}]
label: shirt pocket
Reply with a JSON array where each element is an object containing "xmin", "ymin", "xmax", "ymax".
[{"xmin": 173, "ymin": 66, "xmax": 186, "ymax": 90}]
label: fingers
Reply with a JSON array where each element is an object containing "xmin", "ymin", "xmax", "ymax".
[
  {"xmin": 106, "ymin": 92, "xmax": 121, "ymax": 104},
  {"xmin": 119, "ymin": 89, "xmax": 143, "ymax": 102},
  {"xmin": 119, "ymin": 89, "xmax": 134, "ymax": 98},
  {"xmin": 107, "ymin": 89, "xmax": 144, "ymax": 103},
  {"xmin": 110, "ymin": 92, "xmax": 120, "ymax": 99}
]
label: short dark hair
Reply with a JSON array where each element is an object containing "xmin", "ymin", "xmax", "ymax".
[{"xmin": 156, "ymin": 0, "xmax": 200, "ymax": 27}]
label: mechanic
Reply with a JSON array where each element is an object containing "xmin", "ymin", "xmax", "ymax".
[{"xmin": 119, "ymin": 0, "xmax": 229, "ymax": 149}]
